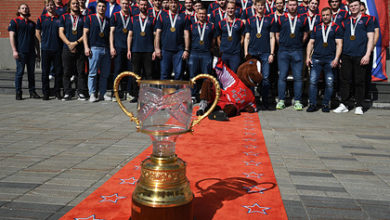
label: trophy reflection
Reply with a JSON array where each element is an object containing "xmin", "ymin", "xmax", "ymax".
[{"xmin": 114, "ymin": 72, "xmax": 220, "ymax": 220}]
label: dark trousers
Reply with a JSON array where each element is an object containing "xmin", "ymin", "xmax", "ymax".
[
  {"xmin": 340, "ymin": 54, "xmax": 368, "ymax": 107},
  {"xmin": 15, "ymin": 52, "xmax": 36, "ymax": 93},
  {"xmin": 62, "ymin": 47, "xmax": 87, "ymax": 95},
  {"xmin": 41, "ymin": 50, "xmax": 62, "ymax": 96},
  {"xmin": 131, "ymin": 52, "xmax": 153, "ymax": 97},
  {"xmin": 113, "ymin": 49, "xmax": 133, "ymax": 95}
]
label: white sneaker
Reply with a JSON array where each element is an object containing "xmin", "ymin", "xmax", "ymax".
[
  {"xmin": 70, "ymin": 75, "xmax": 75, "ymax": 82},
  {"xmin": 354, "ymin": 107, "xmax": 363, "ymax": 115},
  {"xmin": 103, "ymin": 93, "xmax": 112, "ymax": 101},
  {"xmin": 112, "ymin": 96, "xmax": 117, "ymax": 102},
  {"xmin": 89, "ymin": 94, "xmax": 98, "ymax": 103},
  {"xmin": 333, "ymin": 103, "xmax": 348, "ymax": 113},
  {"xmin": 49, "ymin": 75, "xmax": 54, "ymax": 80},
  {"xmin": 127, "ymin": 94, "xmax": 135, "ymax": 102}
]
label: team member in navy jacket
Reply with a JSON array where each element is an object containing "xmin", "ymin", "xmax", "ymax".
[
  {"xmin": 274, "ymin": 0, "xmax": 308, "ymax": 111},
  {"xmin": 333, "ymin": 0, "xmax": 374, "ymax": 115},
  {"xmin": 155, "ymin": 0, "xmax": 190, "ymax": 80},
  {"xmin": 306, "ymin": 7, "xmax": 343, "ymax": 113},
  {"xmin": 36, "ymin": 0, "xmax": 63, "ymax": 100},
  {"xmin": 216, "ymin": 1, "xmax": 245, "ymax": 73},
  {"xmin": 8, "ymin": 3, "xmax": 40, "ymax": 100},
  {"xmin": 128, "ymin": 0, "xmax": 156, "ymax": 100},
  {"xmin": 83, "ymin": 0, "xmax": 111, "ymax": 102},
  {"xmin": 59, "ymin": 0, "xmax": 88, "ymax": 101},
  {"xmin": 110, "ymin": 0, "xmax": 133, "ymax": 101},
  {"xmin": 244, "ymin": 0, "xmax": 275, "ymax": 109}
]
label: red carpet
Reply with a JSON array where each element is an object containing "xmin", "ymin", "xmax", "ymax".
[{"xmin": 60, "ymin": 113, "xmax": 287, "ymax": 220}]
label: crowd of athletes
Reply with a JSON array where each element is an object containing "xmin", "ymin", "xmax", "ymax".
[{"xmin": 9, "ymin": 0, "xmax": 379, "ymax": 114}]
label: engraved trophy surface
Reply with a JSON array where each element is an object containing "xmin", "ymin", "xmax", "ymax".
[{"xmin": 114, "ymin": 72, "xmax": 220, "ymax": 220}]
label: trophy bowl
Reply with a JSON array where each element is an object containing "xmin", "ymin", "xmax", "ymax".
[{"xmin": 114, "ymin": 72, "xmax": 220, "ymax": 220}]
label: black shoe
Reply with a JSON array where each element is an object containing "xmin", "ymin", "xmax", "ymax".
[
  {"xmin": 306, "ymin": 105, "xmax": 317, "ymax": 112},
  {"xmin": 16, "ymin": 91, "xmax": 22, "ymax": 100},
  {"xmin": 62, "ymin": 94, "xmax": 71, "ymax": 101},
  {"xmin": 130, "ymin": 98, "xmax": 138, "ymax": 103},
  {"xmin": 55, "ymin": 92, "xmax": 63, "ymax": 100},
  {"xmin": 29, "ymin": 91, "xmax": 41, "ymax": 99},
  {"xmin": 196, "ymin": 109, "xmax": 204, "ymax": 116},
  {"xmin": 43, "ymin": 94, "xmax": 49, "ymax": 100},
  {"xmin": 322, "ymin": 105, "xmax": 330, "ymax": 113}
]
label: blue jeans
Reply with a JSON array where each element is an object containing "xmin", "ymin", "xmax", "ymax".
[
  {"xmin": 188, "ymin": 51, "xmax": 212, "ymax": 96},
  {"xmin": 15, "ymin": 52, "xmax": 36, "ymax": 93},
  {"xmin": 277, "ymin": 50, "xmax": 303, "ymax": 101},
  {"xmin": 221, "ymin": 53, "xmax": 241, "ymax": 73},
  {"xmin": 41, "ymin": 50, "xmax": 62, "ymax": 95},
  {"xmin": 88, "ymin": 47, "xmax": 111, "ymax": 96},
  {"xmin": 253, "ymin": 53, "xmax": 270, "ymax": 103},
  {"xmin": 160, "ymin": 50, "xmax": 184, "ymax": 80},
  {"xmin": 309, "ymin": 58, "xmax": 334, "ymax": 106}
]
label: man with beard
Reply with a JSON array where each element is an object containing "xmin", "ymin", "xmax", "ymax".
[
  {"xmin": 333, "ymin": 0, "xmax": 374, "ymax": 115},
  {"xmin": 8, "ymin": 3, "xmax": 40, "ymax": 100},
  {"xmin": 110, "ymin": 0, "xmax": 133, "ymax": 102},
  {"xmin": 59, "ymin": 0, "xmax": 88, "ymax": 101},
  {"xmin": 210, "ymin": 0, "xmax": 227, "ymax": 25},
  {"xmin": 244, "ymin": 0, "xmax": 275, "ymax": 109},
  {"xmin": 42, "ymin": 0, "xmax": 67, "ymax": 16},
  {"xmin": 274, "ymin": 0, "xmax": 308, "ymax": 111},
  {"xmin": 127, "ymin": 0, "xmax": 156, "ymax": 101},
  {"xmin": 36, "ymin": 0, "xmax": 63, "ymax": 100},
  {"xmin": 155, "ymin": 0, "xmax": 190, "ymax": 80},
  {"xmin": 83, "ymin": 0, "xmax": 111, "ymax": 102},
  {"xmin": 329, "ymin": 0, "xmax": 348, "ymax": 26},
  {"xmin": 306, "ymin": 7, "xmax": 343, "ymax": 112}
]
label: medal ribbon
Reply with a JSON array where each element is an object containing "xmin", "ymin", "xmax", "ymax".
[
  {"xmin": 152, "ymin": 8, "xmax": 161, "ymax": 18},
  {"xmin": 197, "ymin": 22, "xmax": 207, "ymax": 42},
  {"xmin": 194, "ymin": 13, "xmax": 198, "ymax": 22},
  {"xmin": 331, "ymin": 8, "xmax": 340, "ymax": 23},
  {"xmin": 241, "ymin": 0, "xmax": 248, "ymax": 10},
  {"xmin": 308, "ymin": 14, "xmax": 317, "ymax": 31},
  {"xmin": 256, "ymin": 16, "xmax": 264, "ymax": 36},
  {"xmin": 350, "ymin": 13, "xmax": 361, "ymax": 37},
  {"xmin": 169, "ymin": 10, "xmax": 178, "ymax": 29},
  {"xmin": 70, "ymin": 15, "xmax": 79, "ymax": 31},
  {"xmin": 226, "ymin": 19, "xmax": 236, "ymax": 38},
  {"xmin": 120, "ymin": 11, "xmax": 131, "ymax": 30},
  {"xmin": 139, "ymin": 15, "xmax": 149, "ymax": 33},
  {"xmin": 96, "ymin": 15, "xmax": 106, "ymax": 34},
  {"xmin": 288, "ymin": 14, "xmax": 297, "ymax": 35},
  {"xmin": 321, "ymin": 22, "xmax": 332, "ymax": 43},
  {"xmin": 218, "ymin": 8, "xmax": 227, "ymax": 21}
]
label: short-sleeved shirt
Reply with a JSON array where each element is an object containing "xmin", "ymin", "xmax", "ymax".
[
  {"xmin": 110, "ymin": 11, "xmax": 131, "ymax": 50},
  {"xmin": 207, "ymin": 1, "xmax": 219, "ymax": 16},
  {"xmin": 156, "ymin": 10, "xmax": 190, "ymax": 51},
  {"xmin": 301, "ymin": 12, "xmax": 321, "ymax": 32},
  {"xmin": 245, "ymin": 15, "xmax": 275, "ymax": 55},
  {"xmin": 131, "ymin": 4, "xmax": 140, "ymax": 16},
  {"xmin": 41, "ymin": 5, "xmax": 67, "ymax": 16},
  {"xmin": 87, "ymin": 1, "xmax": 97, "ymax": 14},
  {"xmin": 341, "ymin": 14, "xmax": 375, "ymax": 57},
  {"xmin": 297, "ymin": 4, "xmax": 319, "ymax": 15},
  {"xmin": 129, "ymin": 14, "xmax": 155, "ymax": 52},
  {"xmin": 241, "ymin": 6, "xmax": 255, "ymax": 20},
  {"xmin": 84, "ymin": 14, "xmax": 110, "ymax": 47},
  {"xmin": 217, "ymin": 18, "xmax": 245, "ymax": 54},
  {"xmin": 59, "ymin": 14, "xmax": 85, "ymax": 50},
  {"xmin": 331, "ymin": 9, "xmax": 348, "ymax": 26},
  {"xmin": 265, "ymin": 1, "xmax": 275, "ymax": 15},
  {"xmin": 210, "ymin": 8, "xmax": 242, "ymax": 25},
  {"xmin": 81, "ymin": 8, "xmax": 94, "ymax": 16},
  {"xmin": 274, "ymin": 13, "xmax": 308, "ymax": 51},
  {"xmin": 236, "ymin": 0, "xmax": 253, "ymax": 11},
  {"xmin": 190, "ymin": 22, "xmax": 215, "ymax": 53},
  {"xmin": 310, "ymin": 22, "xmax": 343, "ymax": 60},
  {"xmin": 36, "ymin": 14, "xmax": 62, "ymax": 51},
  {"xmin": 371, "ymin": 15, "xmax": 380, "ymax": 29},
  {"xmin": 8, "ymin": 17, "xmax": 36, "ymax": 53}
]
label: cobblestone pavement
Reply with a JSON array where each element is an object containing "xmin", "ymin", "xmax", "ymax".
[{"xmin": 0, "ymin": 94, "xmax": 389, "ymax": 219}]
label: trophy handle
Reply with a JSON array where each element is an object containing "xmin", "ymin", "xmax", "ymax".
[
  {"xmin": 113, "ymin": 71, "xmax": 142, "ymax": 129},
  {"xmin": 190, "ymin": 74, "xmax": 221, "ymax": 128}
]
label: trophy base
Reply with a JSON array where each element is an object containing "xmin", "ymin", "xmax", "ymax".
[{"xmin": 131, "ymin": 198, "xmax": 194, "ymax": 220}]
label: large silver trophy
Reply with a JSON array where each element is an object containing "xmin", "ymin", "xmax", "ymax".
[{"xmin": 113, "ymin": 72, "xmax": 220, "ymax": 220}]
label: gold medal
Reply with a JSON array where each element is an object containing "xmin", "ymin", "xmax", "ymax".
[
  {"xmin": 199, "ymin": 40, "xmax": 204, "ymax": 45},
  {"xmin": 350, "ymin": 35, "xmax": 356, "ymax": 40},
  {"xmin": 227, "ymin": 36, "xmax": 233, "ymax": 41},
  {"xmin": 140, "ymin": 31, "xmax": 146, "ymax": 36},
  {"xmin": 323, "ymin": 42, "xmax": 328, "ymax": 48},
  {"xmin": 99, "ymin": 32, "xmax": 104, "ymax": 38},
  {"xmin": 170, "ymin": 27, "xmax": 176, "ymax": 32},
  {"xmin": 256, "ymin": 33, "xmax": 262, "ymax": 38},
  {"xmin": 72, "ymin": 30, "xmax": 77, "ymax": 35},
  {"xmin": 122, "ymin": 28, "xmax": 128, "ymax": 33},
  {"xmin": 290, "ymin": 33, "xmax": 295, "ymax": 38}
]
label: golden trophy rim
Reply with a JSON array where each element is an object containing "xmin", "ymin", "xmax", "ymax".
[{"xmin": 139, "ymin": 80, "xmax": 192, "ymax": 86}]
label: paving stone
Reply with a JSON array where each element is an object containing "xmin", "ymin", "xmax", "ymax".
[{"xmin": 0, "ymin": 207, "xmax": 53, "ymax": 219}]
